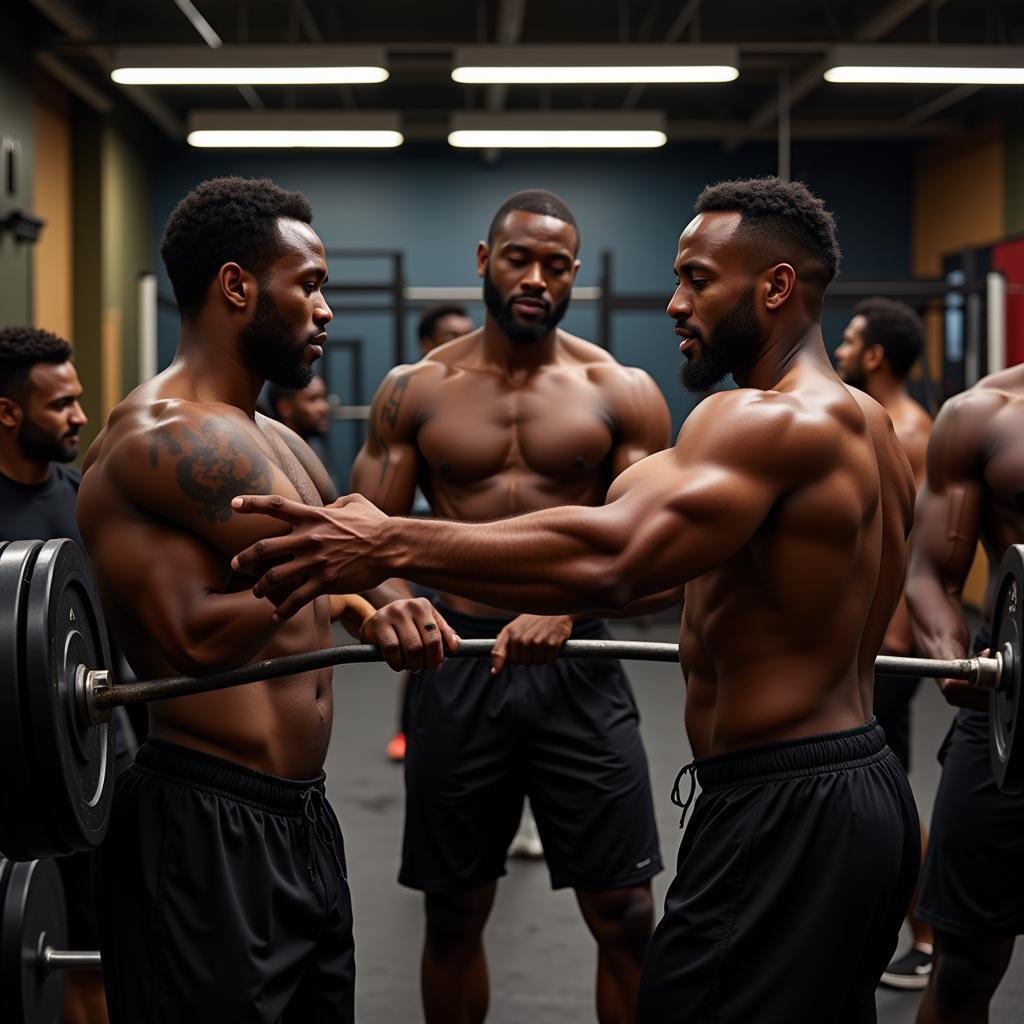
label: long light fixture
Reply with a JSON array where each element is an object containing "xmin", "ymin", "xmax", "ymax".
[
  {"xmin": 112, "ymin": 45, "xmax": 388, "ymax": 86},
  {"xmin": 824, "ymin": 46, "xmax": 1024, "ymax": 85},
  {"xmin": 186, "ymin": 111, "xmax": 403, "ymax": 148},
  {"xmin": 448, "ymin": 112, "xmax": 667, "ymax": 149},
  {"xmin": 451, "ymin": 45, "xmax": 738, "ymax": 84}
]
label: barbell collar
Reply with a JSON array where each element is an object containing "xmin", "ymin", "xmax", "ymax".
[{"xmin": 875, "ymin": 651, "xmax": 1003, "ymax": 690}]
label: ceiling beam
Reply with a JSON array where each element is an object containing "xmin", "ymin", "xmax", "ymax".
[
  {"xmin": 486, "ymin": 0, "xmax": 529, "ymax": 112},
  {"xmin": 900, "ymin": 84, "xmax": 982, "ymax": 126},
  {"xmin": 721, "ymin": 0, "xmax": 933, "ymax": 151},
  {"xmin": 623, "ymin": 0, "xmax": 702, "ymax": 108},
  {"xmin": 28, "ymin": 0, "xmax": 184, "ymax": 138}
]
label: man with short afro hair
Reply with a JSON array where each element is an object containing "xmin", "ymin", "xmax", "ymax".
[
  {"xmin": 78, "ymin": 176, "xmax": 447, "ymax": 1023},
  {"xmin": 160, "ymin": 176, "xmax": 313, "ymax": 318}
]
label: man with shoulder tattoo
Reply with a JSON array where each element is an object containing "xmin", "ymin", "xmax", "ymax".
[{"xmin": 77, "ymin": 176, "xmax": 453, "ymax": 1023}]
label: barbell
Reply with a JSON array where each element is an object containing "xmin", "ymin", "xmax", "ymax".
[
  {"xmin": 1, "ymin": 536, "xmax": 1022, "ymax": 864},
  {"xmin": 0, "ymin": 857, "xmax": 101, "ymax": 1024}
]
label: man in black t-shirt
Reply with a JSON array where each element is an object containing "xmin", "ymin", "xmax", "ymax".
[{"xmin": 0, "ymin": 326, "xmax": 134, "ymax": 1024}]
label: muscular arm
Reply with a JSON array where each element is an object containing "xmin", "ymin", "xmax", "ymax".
[
  {"xmin": 92, "ymin": 406, "xmax": 295, "ymax": 674},
  {"xmin": 234, "ymin": 391, "xmax": 837, "ymax": 619},
  {"xmin": 350, "ymin": 366, "xmax": 430, "ymax": 606},
  {"xmin": 906, "ymin": 393, "xmax": 992, "ymax": 666}
]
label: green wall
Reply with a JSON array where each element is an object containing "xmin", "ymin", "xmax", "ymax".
[
  {"xmin": 0, "ymin": 24, "xmax": 37, "ymax": 325},
  {"xmin": 1005, "ymin": 119, "xmax": 1024, "ymax": 236}
]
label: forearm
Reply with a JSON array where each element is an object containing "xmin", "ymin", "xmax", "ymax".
[
  {"xmin": 363, "ymin": 578, "xmax": 415, "ymax": 608},
  {"xmin": 380, "ymin": 507, "xmax": 633, "ymax": 616},
  {"xmin": 906, "ymin": 569, "xmax": 972, "ymax": 661}
]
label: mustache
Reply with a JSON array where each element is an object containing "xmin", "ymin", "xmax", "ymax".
[
  {"xmin": 508, "ymin": 293, "xmax": 550, "ymax": 314},
  {"xmin": 674, "ymin": 319, "xmax": 703, "ymax": 341}
]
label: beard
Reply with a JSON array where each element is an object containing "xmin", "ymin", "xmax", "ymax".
[
  {"xmin": 678, "ymin": 286, "xmax": 761, "ymax": 392},
  {"xmin": 837, "ymin": 359, "xmax": 867, "ymax": 391},
  {"xmin": 18, "ymin": 418, "xmax": 78, "ymax": 464},
  {"xmin": 483, "ymin": 270, "xmax": 571, "ymax": 344},
  {"xmin": 241, "ymin": 289, "xmax": 315, "ymax": 388}
]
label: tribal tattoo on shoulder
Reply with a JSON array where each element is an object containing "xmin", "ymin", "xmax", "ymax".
[
  {"xmin": 372, "ymin": 372, "xmax": 413, "ymax": 486},
  {"xmin": 149, "ymin": 419, "xmax": 273, "ymax": 523}
]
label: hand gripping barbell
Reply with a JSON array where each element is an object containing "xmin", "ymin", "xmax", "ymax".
[{"xmin": 1, "ymin": 537, "xmax": 1022, "ymax": 863}]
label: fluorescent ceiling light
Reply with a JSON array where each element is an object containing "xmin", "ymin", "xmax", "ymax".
[
  {"xmin": 186, "ymin": 111, "xmax": 403, "ymax": 148},
  {"xmin": 452, "ymin": 45, "xmax": 738, "ymax": 84},
  {"xmin": 824, "ymin": 46, "xmax": 1024, "ymax": 85},
  {"xmin": 448, "ymin": 112, "xmax": 667, "ymax": 149},
  {"xmin": 112, "ymin": 45, "xmax": 388, "ymax": 85}
]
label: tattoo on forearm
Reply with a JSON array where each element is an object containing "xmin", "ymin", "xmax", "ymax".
[{"xmin": 150, "ymin": 420, "xmax": 273, "ymax": 522}]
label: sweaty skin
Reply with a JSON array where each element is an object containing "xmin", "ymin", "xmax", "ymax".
[
  {"xmin": 907, "ymin": 365, "xmax": 1024, "ymax": 708},
  {"xmin": 78, "ymin": 383, "xmax": 338, "ymax": 778},
  {"xmin": 354, "ymin": 208, "xmax": 673, "ymax": 672},
  {"xmin": 233, "ymin": 211, "xmax": 916, "ymax": 759},
  {"xmin": 78, "ymin": 218, "xmax": 349, "ymax": 779}
]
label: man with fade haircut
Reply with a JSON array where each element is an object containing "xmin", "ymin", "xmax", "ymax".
[
  {"xmin": 232, "ymin": 176, "xmax": 920, "ymax": 1023},
  {"xmin": 77, "ymin": 176, "xmax": 451, "ymax": 1023},
  {"xmin": 418, "ymin": 302, "xmax": 474, "ymax": 355},
  {"xmin": 835, "ymin": 297, "xmax": 935, "ymax": 988},
  {"xmin": 319, "ymin": 187, "xmax": 673, "ymax": 1023}
]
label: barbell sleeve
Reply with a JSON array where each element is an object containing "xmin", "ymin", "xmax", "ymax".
[
  {"xmin": 42, "ymin": 947, "xmax": 102, "ymax": 970},
  {"xmin": 85, "ymin": 639, "xmax": 1004, "ymax": 723}
]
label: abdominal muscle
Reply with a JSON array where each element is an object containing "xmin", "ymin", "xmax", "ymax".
[{"xmin": 125, "ymin": 598, "xmax": 334, "ymax": 779}]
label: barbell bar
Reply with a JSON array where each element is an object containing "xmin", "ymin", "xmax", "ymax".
[{"xmin": 2, "ymin": 538, "xmax": 1023, "ymax": 865}]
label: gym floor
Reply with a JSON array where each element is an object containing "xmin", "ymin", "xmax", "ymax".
[{"xmin": 325, "ymin": 619, "xmax": 1024, "ymax": 1023}]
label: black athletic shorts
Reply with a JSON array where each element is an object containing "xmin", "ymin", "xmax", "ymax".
[
  {"xmin": 918, "ymin": 631, "xmax": 1024, "ymax": 940},
  {"xmin": 636, "ymin": 721, "xmax": 919, "ymax": 1024},
  {"xmin": 400, "ymin": 604, "xmax": 662, "ymax": 894},
  {"xmin": 873, "ymin": 673, "xmax": 921, "ymax": 772},
  {"xmin": 98, "ymin": 739, "xmax": 355, "ymax": 1024}
]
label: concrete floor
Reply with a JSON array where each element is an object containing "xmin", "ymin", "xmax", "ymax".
[{"xmin": 325, "ymin": 620, "xmax": 1024, "ymax": 1023}]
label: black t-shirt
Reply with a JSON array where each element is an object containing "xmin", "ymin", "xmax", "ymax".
[{"xmin": 0, "ymin": 463, "xmax": 83, "ymax": 546}]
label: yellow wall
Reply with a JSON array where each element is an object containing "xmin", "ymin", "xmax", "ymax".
[
  {"xmin": 32, "ymin": 73, "xmax": 73, "ymax": 341},
  {"xmin": 913, "ymin": 124, "xmax": 1006, "ymax": 607},
  {"xmin": 913, "ymin": 124, "xmax": 1005, "ymax": 277}
]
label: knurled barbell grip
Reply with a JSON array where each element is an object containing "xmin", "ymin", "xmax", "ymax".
[{"xmin": 83, "ymin": 638, "xmax": 1005, "ymax": 723}]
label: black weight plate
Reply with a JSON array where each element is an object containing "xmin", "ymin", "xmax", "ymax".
[
  {"xmin": 24, "ymin": 540, "xmax": 113, "ymax": 857},
  {"xmin": 0, "ymin": 541, "xmax": 51, "ymax": 861},
  {"xmin": 990, "ymin": 544, "xmax": 1024, "ymax": 793},
  {"xmin": 0, "ymin": 858, "xmax": 67, "ymax": 1024}
]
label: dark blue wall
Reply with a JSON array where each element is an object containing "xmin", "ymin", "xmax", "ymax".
[{"xmin": 152, "ymin": 139, "xmax": 917, "ymax": 476}]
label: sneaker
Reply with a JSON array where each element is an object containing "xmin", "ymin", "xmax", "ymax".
[
  {"xmin": 386, "ymin": 732, "xmax": 407, "ymax": 762},
  {"xmin": 879, "ymin": 946, "xmax": 933, "ymax": 990},
  {"xmin": 507, "ymin": 804, "xmax": 544, "ymax": 860}
]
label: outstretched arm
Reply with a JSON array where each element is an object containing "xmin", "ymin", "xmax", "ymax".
[{"xmin": 232, "ymin": 391, "xmax": 831, "ymax": 620}]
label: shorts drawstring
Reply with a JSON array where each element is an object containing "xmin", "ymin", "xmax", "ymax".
[
  {"xmin": 302, "ymin": 787, "xmax": 344, "ymax": 883},
  {"xmin": 670, "ymin": 761, "xmax": 698, "ymax": 829}
]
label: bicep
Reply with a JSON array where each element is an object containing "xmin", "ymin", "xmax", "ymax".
[
  {"xmin": 909, "ymin": 474, "xmax": 983, "ymax": 594},
  {"xmin": 350, "ymin": 375, "xmax": 420, "ymax": 512},
  {"xmin": 610, "ymin": 457, "xmax": 779, "ymax": 597}
]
